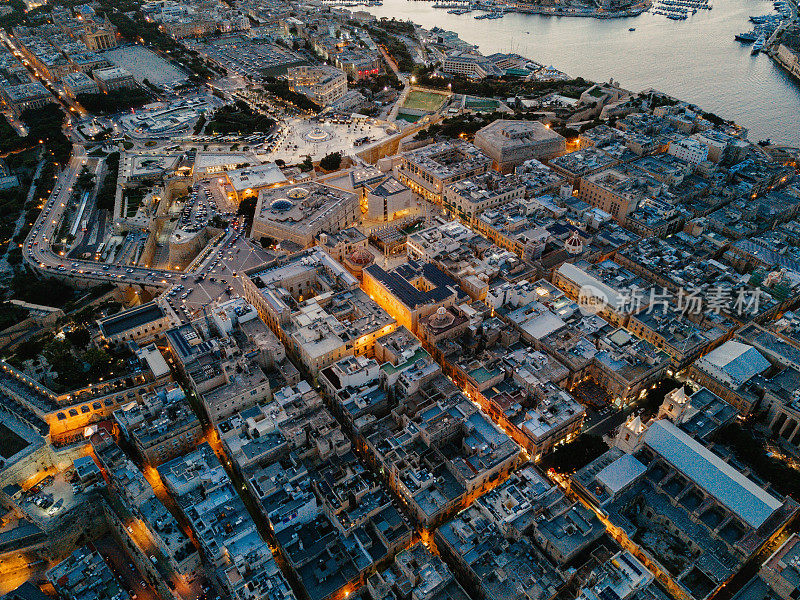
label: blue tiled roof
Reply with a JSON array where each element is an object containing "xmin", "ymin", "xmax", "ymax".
[{"xmin": 644, "ymin": 420, "xmax": 781, "ymax": 529}]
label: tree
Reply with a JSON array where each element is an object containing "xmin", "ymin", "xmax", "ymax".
[
  {"xmin": 300, "ymin": 156, "xmax": 313, "ymax": 172},
  {"xmin": 76, "ymin": 88, "xmax": 153, "ymax": 114},
  {"xmin": 15, "ymin": 337, "xmax": 46, "ymax": 362},
  {"xmin": 237, "ymin": 195, "xmax": 258, "ymax": 225},
  {"xmin": 555, "ymin": 126, "xmax": 580, "ymax": 140},
  {"xmin": 320, "ymin": 152, "xmax": 342, "ymax": 172},
  {"xmin": 714, "ymin": 423, "xmax": 800, "ymax": 498},
  {"xmin": 210, "ymin": 215, "xmax": 229, "ymax": 229},
  {"xmin": 96, "ymin": 152, "xmax": 120, "ymax": 212},
  {"xmin": 11, "ymin": 273, "xmax": 74, "ymax": 307},
  {"xmin": 0, "ymin": 302, "xmax": 27, "ymax": 330},
  {"xmin": 263, "ymin": 78, "xmax": 321, "ymax": 112},
  {"xmin": 205, "ymin": 100, "xmax": 275, "ymax": 135},
  {"xmin": 65, "ymin": 327, "xmax": 91, "ymax": 349},
  {"xmin": 0, "ymin": 187, "xmax": 26, "ymax": 254},
  {"xmin": 85, "ymin": 347, "xmax": 112, "ymax": 371},
  {"xmin": 76, "ymin": 167, "xmax": 95, "ymax": 191},
  {"xmin": 0, "ymin": 105, "xmax": 70, "ymax": 164}
]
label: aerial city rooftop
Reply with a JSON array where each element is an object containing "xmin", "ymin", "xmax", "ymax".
[{"xmin": 0, "ymin": 0, "xmax": 798, "ymax": 599}]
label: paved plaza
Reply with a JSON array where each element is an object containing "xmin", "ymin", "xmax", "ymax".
[{"xmin": 266, "ymin": 118, "xmax": 398, "ymax": 162}]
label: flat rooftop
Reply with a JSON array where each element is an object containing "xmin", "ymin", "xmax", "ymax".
[
  {"xmin": 227, "ymin": 163, "xmax": 287, "ymax": 192},
  {"xmin": 98, "ymin": 302, "xmax": 165, "ymax": 338}
]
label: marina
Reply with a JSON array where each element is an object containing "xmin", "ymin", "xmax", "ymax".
[
  {"xmin": 361, "ymin": 0, "xmax": 800, "ymax": 145},
  {"xmin": 474, "ymin": 7, "xmax": 504, "ymax": 18},
  {"xmin": 734, "ymin": 3, "xmax": 791, "ymax": 45},
  {"xmin": 320, "ymin": 0, "xmax": 383, "ymax": 5},
  {"xmin": 651, "ymin": 0, "xmax": 711, "ymax": 21}
]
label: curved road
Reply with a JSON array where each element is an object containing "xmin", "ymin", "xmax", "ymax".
[{"xmin": 23, "ymin": 145, "xmax": 242, "ymax": 290}]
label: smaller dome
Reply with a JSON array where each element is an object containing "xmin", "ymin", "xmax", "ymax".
[
  {"xmin": 287, "ymin": 187, "xmax": 309, "ymax": 200},
  {"xmin": 565, "ymin": 231, "xmax": 584, "ymax": 255},
  {"xmin": 270, "ymin": 199, "xmax": 294, "ymax": 212},
  {"xmin": 429, "ymin": 307, "xmax": 455, "ymax": 328},
  {"xmin": 347, "ymin": 247, "xmax": 375, "ymax": 267}
]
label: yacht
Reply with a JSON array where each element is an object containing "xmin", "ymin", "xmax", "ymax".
[{"xmin": 752, "ymin": 35, "xmax": 765, "ymax": 53}]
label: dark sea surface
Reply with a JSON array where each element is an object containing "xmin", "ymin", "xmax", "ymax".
[{"xmin": 362, "ymin": 0, "xmax": 800, "ymax": 144}]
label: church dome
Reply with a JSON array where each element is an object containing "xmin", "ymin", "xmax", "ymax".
[
  {"xmin": 347, "ymin": 247, "xmax": 374, "ymax": 267},
  {"xmin": 429, "ymin": 306, "xmax": 455, "ymax": 328},
  {"xmin": 270, "ymin": 199, "xmax": 294, "ymax": 212},
  {"xmin": 565, "ymin": 231, "xmax": 584, "ymax": 255}
]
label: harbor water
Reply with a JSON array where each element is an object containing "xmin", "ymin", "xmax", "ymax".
[{"xmin": 361, "ymin": 0, "xmax": 800, "ymax": 145}]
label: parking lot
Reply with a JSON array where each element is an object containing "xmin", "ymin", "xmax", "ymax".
[
  {"xmin": 162, "ymin": 233, "xmax": 276, "ymax": 324},
  {"xmin": 20, "ymin": 472, "xmax": 78, "ymax": 523},
  {"xmin": 184, "ymin": 35, "xmax": 305, "ymax": 80},
  {"xmin": 173, "ymin": 181, "xmax": 226, "ymax": 237}
]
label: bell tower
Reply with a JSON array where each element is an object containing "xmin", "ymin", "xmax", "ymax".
[
  {"xmin": 614, "ymin": 414, "xmax": 647, "ymax": 453},
  {"xmin": 659, "ymin": 386, "xmax": 690, "ymax": 424}
]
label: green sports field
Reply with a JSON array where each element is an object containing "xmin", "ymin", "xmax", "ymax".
[
  {"xmin": 395, "ymin": 112, "xmax": 422, "ymax": 123},
  {"xmin": 464, "ymin": 96, "xmax": 500, "ymax": 111},
  {"xmin": 402, "ymin": 90, "xmax": 447, "ymax": 112}
]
